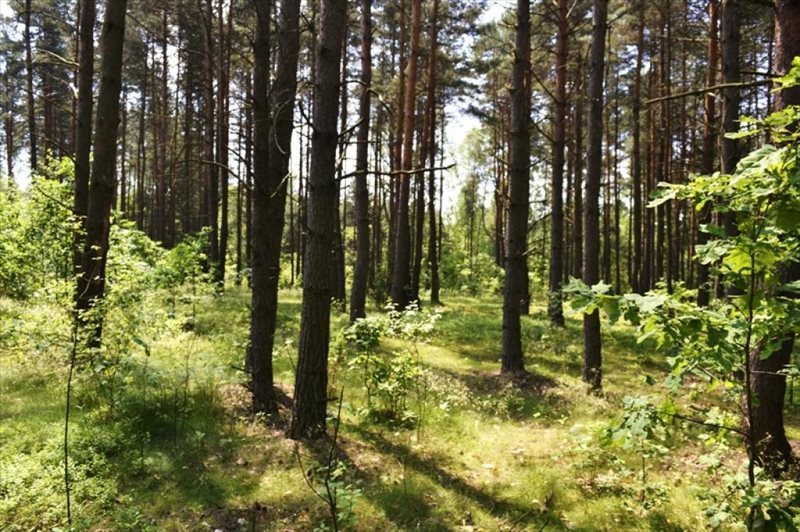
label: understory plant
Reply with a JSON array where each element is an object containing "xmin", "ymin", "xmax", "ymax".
[
  {"xmin": 339, "ymin": 303, "xmax": 441, "ymax": 430},
  {"xmin": 566, "ymin": 62, "xmax": 800, "ymax": 528}
]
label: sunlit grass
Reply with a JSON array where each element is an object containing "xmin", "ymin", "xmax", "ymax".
[{"xmin": 1, "ymin": 287, "xmax": 788, "ymax": 530}]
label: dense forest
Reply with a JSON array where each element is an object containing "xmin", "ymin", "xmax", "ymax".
[{"xmin": 1, "ymin": 0, "xmax": 800, "ymax": 529}]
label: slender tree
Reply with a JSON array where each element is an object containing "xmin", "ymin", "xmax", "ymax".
[
  {"xmin": 426, "ymin": 0, "xmax": 441, "ymax": 305},
  {"xmin": 73, "ymin": 0, "xmax": 95, "ymax": 283},
  {"xmin": 747, "ymin": 0, "xmax": 800, "ymax": 477},
  {"xmin": 390, "ymin": 0, "xmax": 421, "ymax": 310},
  {"xmin": 548, "ymin": 0, "xmax": 569, "ymax": 327},
  {"xmin": 23, "ymin": 0, "xmax": 36, "ymax": 172},
  {"xmin": 720, "ymin": 0, "xmax": 740, "ymax": 236},
  {"xmin": 350, "ymin": 0, "xmax": 373, "ymax": 322},
  {"xmin": 76, "ymin": 0, "xmax": 128, "ymax": 344},
  {"xmin": 582, "ymin": 0, "xmax": 607, "ymax": 390},
  {"xmin": 249, "ymin": 0, "xmax": 273, "ymax": 410},
  {"xmin": 290, "ymin": 0, "xmax": 347, "ymax": 440},
  {"xmin": 501, "ymin": 0, "xmax": 531, "ymax": 375},
  {"xmin": 697, "ymin": 0, "xmax": 719, "ymax": 307}
]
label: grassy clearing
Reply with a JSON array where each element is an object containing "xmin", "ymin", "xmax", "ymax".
[{"xmin": 0, "ymin": 287, "xmax": 778, "ymax": 530}]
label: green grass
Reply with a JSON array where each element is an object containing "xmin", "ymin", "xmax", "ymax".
[{"xmin": 0, "ymin": 287, "xmax": 786, "ymax": 530}]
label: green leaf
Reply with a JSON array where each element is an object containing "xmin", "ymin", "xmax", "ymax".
[
  {"xmin": 603, "ymin": 297, "xmax": 621, "ymax": 324},
  {"xmin": 591, "ymin": 282, "xmax": 612, "ymax": 295},
  {"xmin": 699, "ymin": 224, "xmax": 726, "ymax": 238},
  {"xmin": 639, "ymin": 295, "xmax": 667, "ymax": 313},
  {"xmin": 648, "ymin": 183, "xmax": 680, "ymax": 208},
  {"xmin": 133, "ymin": 336, "xmax": 151, "ymax": 356}
]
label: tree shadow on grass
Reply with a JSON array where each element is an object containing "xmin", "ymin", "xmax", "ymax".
[
  {"xmin": 342, "ymin": 424, "xmax": 567, "ymax": 530},
  {"xmin": 434, "ymin": 367, "xmax": 569, "ymax": 422}
]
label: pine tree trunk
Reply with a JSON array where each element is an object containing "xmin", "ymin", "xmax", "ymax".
[
  {"xmin": 720, "ymin": 0, "xmax": 740, "ymax": 228},
  {"xmin": 75, "ymin": 0, "xmax": 127, "ymax": 345},
  {"xmin": 203, "ymin": 0, "xmax": 218, "ymax": 275},
  {"xmin": 248, "ymin": 0, "xmax": 272, "ymax": 406},
  {"xmin": 390, "ymin": 0, "xmax": 421, "ymax": 310},
  {"xmin": 629, "ymin": 0, "xmax": 645, "ymax": 294},
  {"xmin": 290, "ymin": 0, "xmax": 347, "ymax": 440},
  {"xmin": 426, "ymin": 0, "xmax": 441, "ymax": 306},
  {"xmin": 548, "ymin": 0, "xmax": 568, "ymax": 327},
  {"xmin": 501, "ymin": 0, "xmax": 531, "ymax": 375},
  {"xmin": 244, "ymin": 72, "xmax": 253, "ymax": 277},
  {"xmin": 73, "ymin": 0, "xmax": 95, "ymax": 283},
  {"xmin": 697, "ymin": 0, "xmax": 718, "ymax": 307},
  {"xmin": 249, "ymin": 0, "xmax": 302, "ymax": 413},
  {"xmin": 572, "ymin": 58, "xmax": 584, "ymax": 281},
  {"xmin": 331, "ymin": 29, "xmax": 349, "ymax": 309},
  {"xmin": 350, "ymin": 0, "xmax": 373, "ymax": 322},
  {"xmin": 582, "ymin": 0, "xmax": 607, "ymax": 390},
  {"xmin": 748, "ymin": 0, "xmax": 800, "ymax": 477},
  {"xmin": 24, "ymin": 0, "xmax": 37, "ymax": 172},
  {"xmin": 216, "ymin": 0, "xmax": 231, "ymax": 284}
]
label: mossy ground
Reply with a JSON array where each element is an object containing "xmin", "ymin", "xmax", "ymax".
[{"xmin": 0, "ymin": 287, "xmax": 788, "ymax": 530}]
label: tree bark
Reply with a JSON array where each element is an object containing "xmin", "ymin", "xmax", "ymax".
[
  {"xmin": 216, "ymin": 0, "xmax": 231, "ymax": 283},
  {"xmin": 572, "ymin": 57, "xmax": 584, "ymax": 281},
  {"xmin": 350, "ymin": 0, "xmax": 373, "ymax": 322},
  {"xmin": 582, "ymin": 0, "xmax": 607, "ymax": 390},
  {"xmin": 697, "ymin": 0, "xmax": 719, "ymax": 307},
  {"xmin": 331, "ymin": 28, "xmax": 349, "ymax": 309},
  {"xmin": 203, "ymin": 0, "xmax": 218, "ymax": 276},
  {"xmin": 747, "ymin": 0, "xmax": 800, "ymax": 477},
  {"xmin": 720, "ymin": 0, "xmax": 740, "ymax": 234},
  {"xmin": 249, "ymin": 0, "xmax": 302, "ymax": 413},
  {"xmin": 501, "ymin": 0, "xmax": 531, "ymax": 375},
  {"xmin": 24, "ymin": 0, "xmax": 37, "ymax": 172},
  {"xmin": 548, "ymin": 0, "xmax": 568, "ymax": 327},
  {"xmin": 249, "ymin": 0, "xmax": 273, "ymax": 409},
  {"xmin": 73, "ymin": 0, "xmax": 95, "ymax": 284},
  {"xmin": 426, "ymin": 0, "xmax": 441, "ymax": 306},
  {"xmin": 390, "ymin": 0, "xmax": 421, "ymax": 310},
  {"xmin": 290, "ymin": 0, "xmax": 347, "ymax": 440},
  {"xmin": 75, "ymin": 0, "xmax": 127, "ymax": 345}
]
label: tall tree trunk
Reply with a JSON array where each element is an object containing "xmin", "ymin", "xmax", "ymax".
[
  {"xmin": 203, "ymin": 0, "xmax": 218, "ymax": 276},
  {"xmin": 747, "ymin": 0, "xmax": 800, "ymax": 477},
  {"xmin": 136, "ymin": 51, "xmax": 147, "ymax": 231},
  {"xmin": 426, "ymin": 0, "xmax": 441, "ymax": 306},
  {"xmin": 120, "ymin": 90, "xmax": 127, "ymax": 214},
  {"xmin": 412, "ymin": 1, "xmax": 439, "ymax": 304},
  {"xmin": 216, "ymin": 0, "xmax": 231, "ymax": 284},
  {"xmin": 501, "ymin": 0, "xmax": 531, "ymax": 375},
  {"xmin": 75, "ymin": 0, "xmax": 127, "ymax": 345},
  {"xmin": 24, "ymin": 0, "xmax": 37, "ymax": 172},
  {"xmin": 720, "ymin": 0, "xmax": 740, "ymax": 226},
  {"xmin": 350, "ymin": 0, "xmax": 373, "ymax": 322},
  {"xmin": 572, "ymin": 57, "xmax": 584, "ymax": 280},
  {"xmin": 249, "ymin": 0, "xmax": 302, "ymax": 413},
  {"xmin": 236, "ymin": 107, "xmax": 243, "ymax": 285},
  {"xmin": 290, "ymin": 0, "xmax": 347, "ymax": 440},
  {"xmin": 582, "ymin": 0, "xmax": 607, "ymax": 390},
  {"xmin": 697, "ymin": 0, "xmax": 719, "ymax": 307},
  {"xmin": 387, "ymin": 0, "xmax": 406, "ymax": 290},
  {"xmin": 4, "ymin": 78, "xmax": 13, "ymax": 183},
  {"xmin": 155, "ymin": 10, "xmax": 169, "ymax": 244},
  {"xmin": 548, "ymin": 0, "xmax": 568, "ymax": 327},
  {"xmin": 249, "ymin": 0, "xmax": 272, "ymax": 407},
  {"xmin": 390, "ymin": 0, "xmax": 421, "ymax": 310},
  {"xmin": 73, "ymin": 0, "xmax": 95, "ymax": 284},
  {"xmin": 244, "ymin": 72, "xmax": 253, "ymax": 278},
  {"xmin": 331, "ymin": 27, "xmax": 348, "ymax": 308}
]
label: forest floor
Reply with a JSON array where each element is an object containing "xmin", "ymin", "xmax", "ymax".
[{"xmin": 1, "ymin": 287, "xmax": 793, "ymax": 531}]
